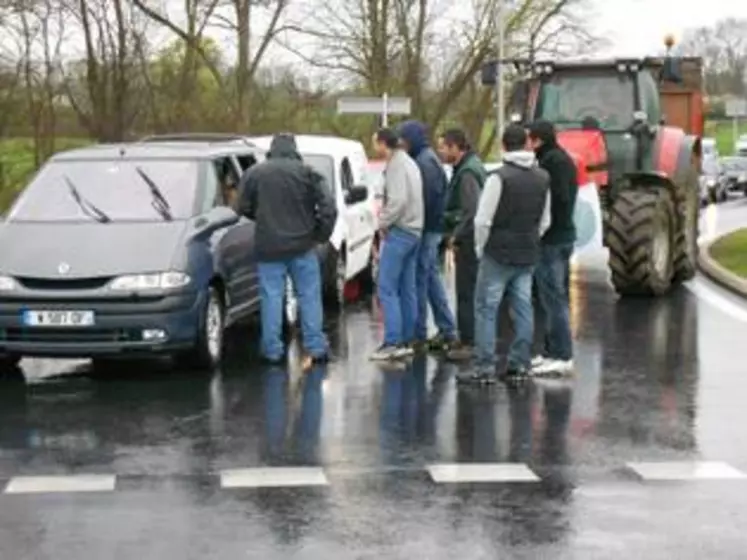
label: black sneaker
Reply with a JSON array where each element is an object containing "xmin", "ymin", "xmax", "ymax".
[
  {"xmin": 427, "ymin": 334, "xmax": 453, "ymax": 352},
  {"xmin": 503, "ymin": 365, "xmax": 530, "ymax": 383},
  {"xmin": 446, "ymin": 342, "xmax": 473, "ymax": 362},
  {"xmin": 457, "ymin": 368, "xmax": 497, "ymax": 384}
]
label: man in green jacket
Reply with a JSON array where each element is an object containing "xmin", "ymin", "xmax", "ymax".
[{"xmin": 439, "ymin": 128, "xmax": 487, "ymax": 360}]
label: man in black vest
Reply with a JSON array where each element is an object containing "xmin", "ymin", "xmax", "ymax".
[{"xmin": 468, "ymin": 124, "xmax": 551, "ymax": 383}]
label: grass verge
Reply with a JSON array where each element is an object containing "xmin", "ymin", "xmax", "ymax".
[{"xmin": 709, "ymin": 228, "xmax": 747, "ymax": 278}]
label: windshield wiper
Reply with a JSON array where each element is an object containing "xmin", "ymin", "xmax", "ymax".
[
  {"xmin": 135, "ymin": 166, "xmax": 172, "ymax": 221},
  {"xmin": 64, "ymin": 176, "xmax": 111, "ymax": 223}
]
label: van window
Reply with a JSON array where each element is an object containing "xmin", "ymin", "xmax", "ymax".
[
  {"xmin": 212, "ymin": 156, "xmax": 241, "ymax": 208},
  {"xmin": 340, "ymin": 158, "xmax": 354, "ymax": 191},
  {"xmin": 236, "ymin": 153, "xmax": 257, "ymax": 172}
]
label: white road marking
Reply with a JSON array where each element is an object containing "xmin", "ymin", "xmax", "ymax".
[
  {"xmin": 220, "ymin": 467, "xmax": 329, "ymax": 488},
  {"xmin": 685, "ymin": 278, "xmax": 747, "ymax": 323},
  {"xmin": 3, "ymin": 474, "xmax": 116, "ymax": 494},
  {"xmin": 427, "ymin": 463, "xmax": 540, "ymax": 483},
  {"xmin": 626, "ymin": 461, "xmax": 747, "ymax": 481}
]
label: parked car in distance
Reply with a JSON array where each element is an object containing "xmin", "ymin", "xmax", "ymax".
[
  {"xmin": 246, "ymin": 134, "xmax": 377, "ymax": 306},
  {"xmin": 720, "ymin": 156, "xmax": 747, "ymax": 194},
  {"xmin": 700, "ymin": 156, "xmax": 728, "ymax": 205},
  {"xmin": 0, "ymin": 134, "xmax": 267, "ymax": 372},
  {"xmin": 735, "ymin": 134, "xmax": 747, "ymax": 157}
]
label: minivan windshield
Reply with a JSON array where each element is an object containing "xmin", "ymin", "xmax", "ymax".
[{"xmin": 8, "ymin": 159, "xmax": 198, "ymax": 222}]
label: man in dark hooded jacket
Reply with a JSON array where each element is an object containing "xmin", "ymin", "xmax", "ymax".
[
  {"xmin": 527, "ymin": 120, "xmax": 577, "ymax": 376},
  {"xmin": 398, "ymin": 120, "xmax": 457, "ymax": 351},
  {"xmin": 238, "ymin": 133, "xmax": 338, "ymax": 367}
]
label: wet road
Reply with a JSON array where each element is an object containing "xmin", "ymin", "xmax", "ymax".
[{"xmin": 2, "ymin": 205, "xmax": 747, "ymax": 558}]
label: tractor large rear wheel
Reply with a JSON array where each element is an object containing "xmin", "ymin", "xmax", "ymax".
[
  {"xmin": 605, "ymin": 188, "xmax": 675, "ymax": 296},
  {"xmin": 673, "ymin": 165, "xmax": 700, "ymax": 283}
]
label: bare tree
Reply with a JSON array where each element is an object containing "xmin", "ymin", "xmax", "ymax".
[
  {"xmin": 680, "ymin": 18, "xmax": 747, "ymax": 96},
  {"xmin": 60, "ymin": 0, "xmax": 148, "ymax": 141},
  {"xmin": 284, "ymin": 0, "xmax": 597, "ymax": 152}
]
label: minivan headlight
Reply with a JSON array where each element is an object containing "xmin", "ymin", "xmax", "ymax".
[
  {"xmin": 109, "ymin": 272, "xmax": 190, "ymax": 291},
  {"xmin": 0, "ymin": 275, "xmax": 17, "ymax": 291}
]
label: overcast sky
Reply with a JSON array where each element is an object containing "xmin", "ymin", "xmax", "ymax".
[{"xmin": 595, "ymin": 0, "xmax": 747, "ymax": 55}]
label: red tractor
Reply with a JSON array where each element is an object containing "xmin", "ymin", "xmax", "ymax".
[{"xmin": 499, "ymin": 50, "xmax": 703, "ymax": 296}]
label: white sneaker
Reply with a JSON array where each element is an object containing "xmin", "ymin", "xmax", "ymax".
[
  {"xmin": 532, "ymin": 359, "xmax": 574, "ymax": 376},
  {"xmin": 531, "ymin": 355, "xmax": 546, "ymax": 368}
]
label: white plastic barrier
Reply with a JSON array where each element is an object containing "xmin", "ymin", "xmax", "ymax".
[{"xmin": 573, "ymin": 182, "xmax": 604, "ymax": 256}]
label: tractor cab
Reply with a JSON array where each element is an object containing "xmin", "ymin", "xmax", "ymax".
[{"xmin": 508, "ymin": 56, "xmax": 703, "ymax": 194}]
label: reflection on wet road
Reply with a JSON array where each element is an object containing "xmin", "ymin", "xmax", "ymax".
[{"xmin": 2, "ymin": 244, "xmax": 747, "ymax": 558}]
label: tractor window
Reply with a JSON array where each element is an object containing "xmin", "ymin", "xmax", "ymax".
[{"xmin": 536, "ymin": 73, "xmax": 635, "ymax": 132}]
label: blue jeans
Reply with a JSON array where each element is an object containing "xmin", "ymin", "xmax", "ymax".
[
  {"xmin": 473, "ymin": 255, "xmax": 534, "ymax": 370},
  {"xmin": 258, "ymin": 250, "xmax": 328, "ymax": 361},
  {"xmin": 378, "ymin": 227, "xmax": 420, "ymax": 346},
  {"xmin": 535, "ymin": 243, "xmax": 573, "ymax": 360},
  {"xmin": 415, "ymin": 232, "xmax": 456, "ymax": 341}
]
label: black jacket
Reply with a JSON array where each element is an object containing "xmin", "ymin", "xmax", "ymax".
[
  {"xmin": 535, "ymin": 139, "xmax": 578, "ymax": 246},
  {"xmin": 237, "ymin": 134, "xmax": 338, "ymax": 261}
]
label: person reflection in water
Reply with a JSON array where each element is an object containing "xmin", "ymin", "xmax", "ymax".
[
  {"xmin": 262, "ymin": 363, "xmax": 326, "ymax": 465},
  {"xmin": 379, "ymin": 355, "xmax": 428, "ymax": 465}
]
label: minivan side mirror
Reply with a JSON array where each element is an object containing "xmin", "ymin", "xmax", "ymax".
[
  {"xmin": 192, "ymin": 205, "xmax": 240, "ymax": 237},
  {"xmin": 345, "ymin": 184, "xmax": 368, "ymax": 205}
]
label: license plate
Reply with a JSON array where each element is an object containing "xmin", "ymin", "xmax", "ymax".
[{"xmin": 22, "ymin": 310, "xmax": 95, "ymax": 327}]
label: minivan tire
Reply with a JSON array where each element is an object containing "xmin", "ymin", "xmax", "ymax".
[{"xmin": 176, "ymin": 286, "xmax": 225, "ymax": 371}]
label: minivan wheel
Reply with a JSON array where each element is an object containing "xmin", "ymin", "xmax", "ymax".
[
  {"xmin": 176, "ymin": 286, "xmax": 224, "ymax": 370},
  {"xmin": 0, "ymin": 354, "xmax": 21, "ymax": 377}
]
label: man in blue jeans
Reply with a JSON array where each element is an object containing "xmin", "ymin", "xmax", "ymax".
[
  {"xmin": 398, "ymin": 120, "xmax": 457, "ymax": 351},
  {"xmin": 527, "ymin": 120, "xmax": 578, "ymax": 376},
  {"xmin": 370, "ymin": 128, "xmax": 424, "ymax": 361},
  {"xmin": 468, "ymin": 124, "xmax": 551, "ymax": 383},
  {"xmin": 238, "ymin": 134, "xmax": 338, "ymax": 367}
]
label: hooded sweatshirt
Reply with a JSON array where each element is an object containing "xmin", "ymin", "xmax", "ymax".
[
  {"xmin": 474, "ymin": 150, "xmax": 552, "ymax": 261},
  {"xmin": 379, "ymin": 148, "xmax": 423, "ymax": 236},
  {"xmin": 237, "ymin": 134, "xmax": 338, "ymax": 261},
  {"xmin": 398, "ymin": 120, "xmax": 449, "ymax": 232},
  {"xmin": 531, "ymin": 122, "xmax": 578, "ymax": 245}
]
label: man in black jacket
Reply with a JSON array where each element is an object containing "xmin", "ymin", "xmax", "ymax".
[
  {"xmin": 527, "ymin": 120, "xmax": 578, "ymax": 376},
  {"xmin": 238, "ymin": 133, "xmax": 338, "ymax": 366}
]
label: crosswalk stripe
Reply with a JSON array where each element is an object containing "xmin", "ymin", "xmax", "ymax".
[
  {"xmin": 626, "ymin": 461, "xmax": 747, "ymax": 481},
  {"xmin": 220, "ymin": 467, "xmax": 329, "ymax": 488},
  {"xmin": 3, "ymin": 474, "xmax": 116, "ymax": 494},
  {"xmin": 427, "ymin": 463, "xmax": 540, "ymax": 483}
]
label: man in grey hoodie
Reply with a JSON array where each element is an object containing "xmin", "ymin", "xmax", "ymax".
[
  {"xmin": 467, "ymin": 124, "xmax": 552, "ymax": 384},
  {"xmin": 370, "ymin": 128, "xmax": 424, "ymax": 361}
]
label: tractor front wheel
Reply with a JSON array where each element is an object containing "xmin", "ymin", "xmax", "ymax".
[{"xmin": 605, "ymin": 188, "xmax": 675, "ymax": 296}]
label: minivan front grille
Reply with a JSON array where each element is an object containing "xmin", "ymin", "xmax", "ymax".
[
  {"xmin": 15, "ymin": 276, "xmax": 113, "ymax": 291},
  {"xmin": 2, "ymin": 327, "xmax": 138, "ymax": 343}
]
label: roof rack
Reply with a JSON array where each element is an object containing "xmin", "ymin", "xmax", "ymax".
[{"xmin": 139, "ymin": 133, "xmax": 255, "ymax": 146}]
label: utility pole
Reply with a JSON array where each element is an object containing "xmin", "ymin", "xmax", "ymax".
[{"xmin": 495, "ymin": 0, "xmax": 505, "ymax": 157}]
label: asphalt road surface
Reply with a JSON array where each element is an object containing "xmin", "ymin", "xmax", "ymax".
[{"xmin": 2, "ymin": 203, "xmax": 747, "ymax": 559}]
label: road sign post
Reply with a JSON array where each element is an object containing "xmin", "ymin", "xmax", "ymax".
[
  {"xmin": 336, "ymin": 95, "xmax": 411, "ymax": 128},
  {"xmin": 726, "ymin": 98, "xmax": 747, "ymax": 151}
]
